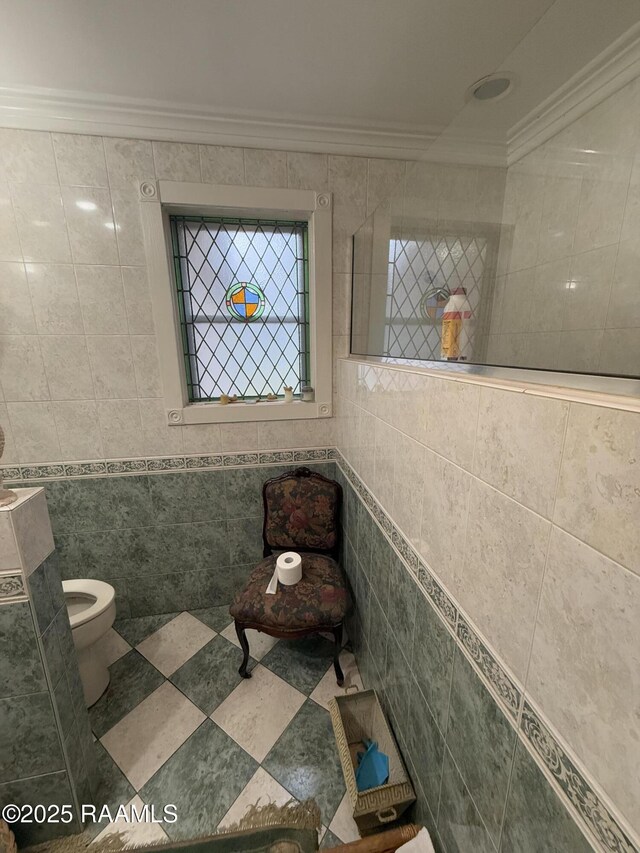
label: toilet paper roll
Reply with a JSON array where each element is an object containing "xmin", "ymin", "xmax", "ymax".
[{"xmin": 276, "ymin": 551, "xmax": 302, "ymax": 585}]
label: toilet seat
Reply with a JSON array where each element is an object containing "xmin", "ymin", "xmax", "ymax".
[{"xmin": 62, "ymin": 579, "xmax": 115, "ymax": 629}]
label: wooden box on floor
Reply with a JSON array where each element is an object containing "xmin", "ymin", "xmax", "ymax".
[{"xmin": 329, "ymin": 690, "xmax": 415, "ymax": 835}]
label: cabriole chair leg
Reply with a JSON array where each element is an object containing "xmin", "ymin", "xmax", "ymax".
[
  {"xmin": 332, "ymin": 623, "xmax": 344, "ymax": 686},
  {"xmin": 235, "ymin": 621, "xmax": 252, "ymax": 678}
]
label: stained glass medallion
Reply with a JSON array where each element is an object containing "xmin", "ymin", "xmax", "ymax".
[{"xmin": 225, "ymin": 282, "xmax": 266, "ymax": 322}]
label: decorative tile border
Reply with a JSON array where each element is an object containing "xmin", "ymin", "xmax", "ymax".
[
  {"xmin": 0, "ymin": 573, "xmax": 27, "ymax": 604},
  {"xmin": 185, "ymin": 455, "xmax": 223, "ymax": 469},
  {"xmin": 457, "ymin": 615, "xmax": 521, "ymax": 718},
  {"xmin": 259, "ymin": 451, "xmax": 294, "ymax": 464},
  {"xmin": 521, "ymin": 704, "xmax": 637, "ymax": 853},
  {"xmin": 147, "ymin": 457, "xmax": 186, "ymax": 471},
  {"xmin": 64, "ymin": 462, "xmax": 108, "ymax": 477},
  {"xmin": 0, "ymin": 448, "xmax": 333, "ymax": 482}
]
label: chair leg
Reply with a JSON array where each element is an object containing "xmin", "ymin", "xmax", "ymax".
[
  {"xmin": 332, "ymin": 624, "xmax": 344, "ymax": 687},
  {"xmin": 235, "ymin": 621, "xmax": 252, "ymax": 679}
]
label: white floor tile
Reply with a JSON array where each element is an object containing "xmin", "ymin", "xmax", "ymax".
[
  {"xmin": 211, "ymin": 664, "xmax": 305, "ymax": 762},
  {"xmin": 101, "ymin": 681, "xmax": 205, "ymax": 790},
  {"xmin": 220, "ymin": 622, "xmax": 279, "ymax": 661},
  {"xmin": 91, "ymin": 795, "xmax": 169, "ymax": 846},
  {"xmin": 309, "ymin": 652, "xmax": 364, "ymax": 712},
  {"xmin": 100, "ymin": 628, "xmax": 131, "ymax": 667},
  {"xmin": 137, "ymin": 611, "xmax": 215, "ymax": 677},
  {"xmin": 218, "ymin": 767, "xmax": 295, "ymax": 829},
  {"xmin": 328, "ymin": 792, "xmax": 360, "ymax": 843}
]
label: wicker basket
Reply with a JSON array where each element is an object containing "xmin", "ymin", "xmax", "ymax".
[{"xmin": 329, "ymin": 690, "xmax": 415, "ymax": 835}]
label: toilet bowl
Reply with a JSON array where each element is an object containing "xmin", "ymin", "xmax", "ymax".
[{"xmin": 63, "ymin": 579, "xmax": 116, "ymax": 707}]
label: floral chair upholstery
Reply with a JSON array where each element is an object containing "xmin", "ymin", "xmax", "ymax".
[{"xmin": 229, "ymin": 467, "xmax": 348, "ymax": 685}]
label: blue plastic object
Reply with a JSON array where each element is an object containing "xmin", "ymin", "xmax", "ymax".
[{"xmin": 355, "ymin": 739, "xmax": 390, "ymax": 791}]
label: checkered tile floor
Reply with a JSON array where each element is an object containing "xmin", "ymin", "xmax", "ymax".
[{"xmin": 86, "ymin": 607, "xmax": 363, "ymax": 848}]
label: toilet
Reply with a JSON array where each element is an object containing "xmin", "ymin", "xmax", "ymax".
[{"xmin": 62, "ymin": 579, "xmax": 116, "ymax": 707}]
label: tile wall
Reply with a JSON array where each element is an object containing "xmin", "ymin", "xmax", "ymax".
[
  {"xmin": 336, "ymin": 357, "xmax": 640, "ymax": 852},
  {"xmin": 0, "ymin": 490, "xmax": 96, "ymax": 845},
  {"xmin": 10, "ymin": 456, "xmax": 334, "ymax": 618},
  {"xmin": 0, "ymin": 128, "xmax": 507, "ymax": 467},
  {"xmin": 488, "ymin": 76, "xmax": 640, "ymax": 374}
]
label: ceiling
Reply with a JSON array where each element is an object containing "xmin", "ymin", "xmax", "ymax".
[{"xmin": 0, "ymin": 0, "xmax": 639, "ymax": 162}]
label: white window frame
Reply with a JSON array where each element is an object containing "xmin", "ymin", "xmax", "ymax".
[{"xmin": 139, "ymin": 180, "xmax": 333, "ymax": 425}]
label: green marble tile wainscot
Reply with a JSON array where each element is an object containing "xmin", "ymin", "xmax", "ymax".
[
  {"xmin": 263, "ymin": 699, "xmax": 345, "ymax": 827},
  {"xmin": 228, "ymin": 516, "xmax": 264, "ymax": 565},
  {"xmin": 114, "ymin": 612, "xmax": 180, "ymax": 646},
  {"xmin": 109, "ymin": 577, "xmax": 131, "ymax": 620},
  {"xmin": 224, "ymin": 466, "xmax": 271, "ymax": 519},
  {"xmin": 57, "ymin": 524, "xmax": 199, "ymax": 582},
  {"xmin": 140, "ymin": 719, "xmax": 257, "ymax": 841},
  {"xmin": 411, "ymin": 589, "xmax": 456, "ymax": 733},
  {"xmin": 0, "ymin": 602, "xmax": 46, "ymax": 698},
  {"xmin": 65, "ymin": 651, "xmax": 87, "ymax": 718},
  {"xmin": 53, "ymin": 669, "xmax": 76, "ymax": 738},
  {"xmin": 64, "ymin": 719, "xmax": 92, "ymax": 810},
  {"xmin": 89, "ymin": 650, "xmax": 164, "ymax": 738},
  {"xmin": 148, "ymin": 472, "xmax": 198, "ymax": 525},
  {"xmin": 364, "ymin": 584, "xmax": 388, "ymax": 674},
  {"xmin": 42, "ymin": 476, "xmax": 154, "ymax": 534},
  {"xmin": 189, "ymin": 470, "xmax": 229, "ymax": 521},
  {"xmin": 444, "ymin": 648, "xmax": 516, "ymax": 847},
  {"xmin": 200, "ymin": 563, "xmax": 255, "ymax": 606},
  {"xmin": 261, "ymin": 635, "xmax": 338, "ymax": 695},
  {"xmin": 405, "ymin": 680, "xmax": 445, "ymax": 811},
  {"xmin": 126, "ymin": 570, "xmax": 207, "ymax": 617},
  {"xmin": 0, "ymin": 693, "xmax": 64, "ymax": 783},
  {"xmin": 0, "ymin": 771, "xmax": 79, "ymax": 846},
  {"xmin": 387, "ymin": 553, "xmax": 417, "ymax": 662},
  {"xmin": 41, "ymin": 617, "xmax": 65, "ymax": 688},
  {"xmin": 345, "ymin": 484, "xmax": 357, "ymax": 549},
  {"xmin": 357, "ymin": 561, "xmax": 372, "ymax": 632},
  {"xmin": 409, "ymin": 777, "xmax": 444, "ymax": 853},
  {"xmin": 53, "ymin": 605, "xmax": 76, "ymax": 666},
  {"xmin": 189, "ymin": 605, "xmax": 234, "ymax": 633},
  {"xmin": 191, "ymin": 520, "xmax": 230, "ymax": 570},
  {"xmin": 437, "ymin": 749, "xmax": 495, "ymax": 853},
  {"xmin": 355, "ymin": 498, "xmax": 374, "ymax": 571},
  {"xmin": 500, "ymin": 742, "xmax": 593, "ymax": 853},
  {"xmin": 44, "ymin": 555, "xmax": 66, "ymax": 613},
  {"xmin": 27, "ymin": 562, "xmax": 56, "ymax": 635},
  {"xmin": 148, "ymin": 470, "xmax": 226, "ymax": 525},
  {"xmin": 367, "ymin": 522, "xmax": 392, "ymax": 606},
  {"xmin": 170, "ymin": 635, "xmax": 257, "ymax": 715},
  {"xmin": 384, "ymin": 634, "xmax": 413, "ymax": 727}
]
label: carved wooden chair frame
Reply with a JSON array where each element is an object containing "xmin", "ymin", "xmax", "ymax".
[{"xmin": 234, "ymin": 466, "xmax": 345, "ymax": 685}]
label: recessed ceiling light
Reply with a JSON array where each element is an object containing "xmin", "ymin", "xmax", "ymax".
[{"xmin": 468, "ymin": 73, "xmax": 514, "ymax": 102}]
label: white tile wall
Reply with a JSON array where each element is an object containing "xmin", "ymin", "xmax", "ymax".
[
  {"xmin": 0, "ymin": 128, "xmax": 507, "ymax": 465},
  {"xmin": 489, "ymin": 76, "xmax": 640, "ymax": 375},
  {"xmin": 336, "ymin": 356, "xmax": 640, "ymax": 837}
]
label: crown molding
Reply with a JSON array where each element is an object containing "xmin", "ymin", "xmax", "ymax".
[
  {"xmin": 507, "ymin": 22, "xmax": 640, "ymax": 165},
  {"xmin": 0, "ymin": 84, "xmax": 445, "ymax": 161},
  {"xmin": 0, "ymin": 83, "xmax": 508, "ymax": 166}
]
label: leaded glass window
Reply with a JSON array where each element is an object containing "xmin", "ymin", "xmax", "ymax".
[{"xmin": 170, "ymin": 215, "xmax": 310, "ymax": 402}]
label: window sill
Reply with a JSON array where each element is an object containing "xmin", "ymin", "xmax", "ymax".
[{"xmin": 168, "ymin": 399, "xmax": 331, "ymax": 425}]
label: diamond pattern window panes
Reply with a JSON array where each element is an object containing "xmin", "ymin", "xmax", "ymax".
[
  {"xmin": 170, "ymin": 216, "xmax": 310, "ymax": 402},
  {"xmin": 384, "ymin": 233, "xmax": 487, "ymax": 360}
]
